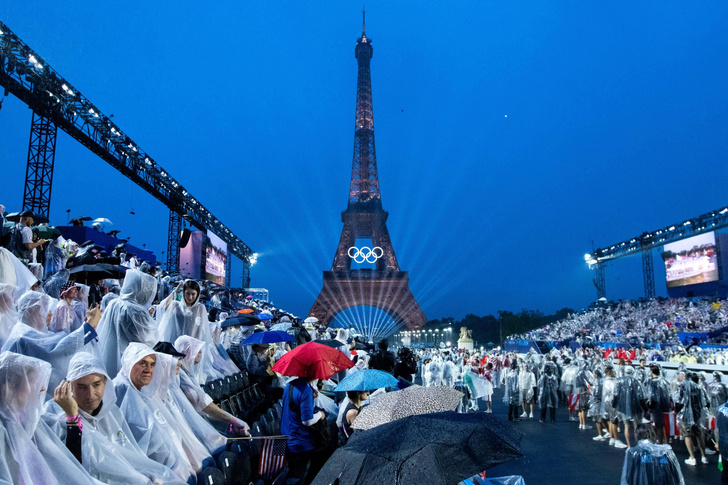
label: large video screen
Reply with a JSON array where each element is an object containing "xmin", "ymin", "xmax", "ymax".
[
  {"xmin": 661, "ymin": 232, "xmax": 719, "ymax": 288},
  {"xmin": 205, "ymin": 231, "xmax": 227, "ymax": 286}
]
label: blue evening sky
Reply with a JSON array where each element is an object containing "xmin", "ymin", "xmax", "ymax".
[{"xmin": 2, "ymin": 2, "xmax": 728, "ymax": 323}]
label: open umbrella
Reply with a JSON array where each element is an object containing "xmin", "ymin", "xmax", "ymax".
[
  {"xmin": 312, "ymin": 411, "xmax": 523, "ymax": 485},
  {"xmin": 256, "ymin": 313, "xmax": 273, "ymax": 321},
  {"xmin": 313, "ymin": 339, "xmax": 346, "ymax": 349},
  {"xmin": 335, "ymin": 369, "xmax": 398, "ymax": 392},
  {"xmin": 242, "ymin": 331, "xmax": 293, "ymax": 345},
  {"xmin": 31, "ymin": 225, "xmax": 62, "ymax": 239},
  {"xmin": 68, "ymin": 263, "xmax": 127, "ymax": 282},
  {"xmin": 237, "ymin": 308, "xmax": 255, "ymax": 314},
  {"xmin": 245, "ymin": 295, "xmax": 254, "ymax": 299},
  {"xmin": 5, "ymin": 211, "xmax": 49, "ymax": 224},
  {"xmin": 270, "ymin": 322, "xmax": 293, "ymax": 332},
  {"xmin": 221, "ymin": 315, "xmax": 262, "ymax": 327},
  {"xmin": 271, "ymin": 342, "xmax": 354, "ymax": 380},
  {"xmin": 352, "ymin": 385, "xmax": 463, "ymax": 431},
  {"xmin": 304, "ymin": 316, "xmax": 319, "ymax": 324}
]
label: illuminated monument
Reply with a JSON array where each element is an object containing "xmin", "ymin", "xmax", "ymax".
[{"xmin": 309, "ymin": 15, "xmax": 427, "ymax": 332}]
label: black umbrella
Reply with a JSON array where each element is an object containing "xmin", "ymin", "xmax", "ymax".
[
  {"xmin": 68, "ymin": 263, "xmax": 127, "ymax": 282},
  {"xmin": 221, "ymin": 315, "xmax": 263, "ymax": 328},
  {"xmin": 313, "ymin": 338, "xmax": 346, "ymax": 349},
  {"xmin": 31, "ymin": 225, "xmax": 62, "ymax": 239},
  {"xmin": 69, "ymin": 216, "xmax": 92, "ymax": 226},
  {"xmin": 5, "ymin": 211, "xmax": 49, "ymax": 224},
  {"xmin": 311, "ymin": 412, "xmax": 523, "ymax": 485}
]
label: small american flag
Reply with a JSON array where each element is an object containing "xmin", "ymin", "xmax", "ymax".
[{"xmin": 259, "ymin": 437, "xmax": 287, "ymax": 479}]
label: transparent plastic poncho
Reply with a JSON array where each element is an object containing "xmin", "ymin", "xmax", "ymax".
[
  {"xmin": 3, "ymin": 290, "xmax": 96, "ymax": 394},
  {"xmin": 537, "ymin": 373, "xmax": 559, "ymax": 409},
  {"xmin": 0, "ymin": 248, "xmax": 38, "ymax": 297},
  {"xmin": 676, "ymin": 380, "xmax": 708, "ymax": 429},
  {"xmin": 113, "ymin": 343, "xmax": 196, "ymax": 482},
  {"xmin": 620, "ymin": 440, "xmax": 684, "ymax": 485},
  {"xmin": 503, "ymin": 368, "xmax": 520, "ymax": 405},
  {"xmin": 0, "ymin": 351, "xmax": 98, "ymax": 484},
  {"xmin": 645, "ymin": 376, "xmax": 672, "ymax": 414},
  {"xmin": 143, "ymin": 353, "xmax": 213, "ymax": 467},
  {"xmin": 175, "ymin": 336, "xmax": 214, "ymax": 413},
  {"xmin": 43, "ymin": 351, "xmax": 185, "ymax": 485},
  {"xmin": 0, "ymin": 284, "xmax": 17, "ymax": 348},
  {"xmin": 49, "ymin": 298, "xmax": 83, "ymax": 334},
  {"xmin": 708, "ymin": 380, "xmax": 728, "ymax": 414},
  {"xmin": 97, "ymin": 270, "xmax": 159, "ymax": 378},
  {"xmin": 613, "ymin": 373, "xmax": 646, "ymax": 422}
]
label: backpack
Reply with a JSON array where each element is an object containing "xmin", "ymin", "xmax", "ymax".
[{"xmin": 7, "ymin": 224, "xmax": 29, "ymax": 260}]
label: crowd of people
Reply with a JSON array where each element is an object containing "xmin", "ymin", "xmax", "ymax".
[{"xmin": 508, "ymin": 298, "xmax": 728, "ymax": 347}]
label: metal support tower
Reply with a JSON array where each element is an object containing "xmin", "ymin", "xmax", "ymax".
[
  {"xmin": 593, "ymin": 262, "xmax": 606, "ymax": 300},
  {"xmin": 199, "ymin": 232, "xmax": 207, "ymax": 280},
  {"xmin": 166, "ymin": 210, "xmax": 183, "ymax": 275},
  {"xmin": 242, "ymin": 260, "xmax": 251, "ymax": 289},
  {"xmin": 642, "ymin": 248, "xmax": 655, "ymax": 299},
  {"xmin": 22, "ymin": 111, "xmax": 57, "ymax": 218},
  {"xmin": 225, "ymin": 255, "xmax": 232, "ymax": 288}
]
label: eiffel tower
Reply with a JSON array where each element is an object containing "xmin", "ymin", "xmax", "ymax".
[{"xmin": 309, "ymin": 15, "xmax": 427, "ymax": 333}]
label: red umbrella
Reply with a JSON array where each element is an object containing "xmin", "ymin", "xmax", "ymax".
[
  {"xmin": 237, "ymin": 308, "xmax": 255, "ymax": 314},
  {"xmin": 272, "ymin": 342, "xmax": 354, "ymax": 380}
]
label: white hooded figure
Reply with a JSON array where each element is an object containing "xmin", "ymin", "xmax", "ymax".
[
  {"xmin": 157, "ymin": 280, "xmax": 233, "ymax": 383},
  {"xmin": 0, "ymin": 283, "xmax": 18, "ymax": 348},
  {"xmin": 2, "ymin": 291, "xmax": 99, "ymax": 394},
  {"xmin": 113, "ymin": 343, "xmax": 197, "ymax": 482},
  {"xmin": 49, "ymin": 284, "xmax": 84, "ymax": 334},
  {"xmin": 97, "ymin": 270, "xmax": 159, "ymax": 378},
  {"xmin": 0, "ymin": 247, "xmax": 38, "ymax": 297},
  {"xmin": 43, "ymin": 352, "xmax": 185, "ymax": 485},
  {"xmin": 144, "ymin": 352, "xmax": 216, "ymax": 469},
  {"xmin": 442, "ymin": 358, "xmax": 459, "ymax": 388},
  {"xmin": 71, "ymin": 284, "xmax": 90, "ymax": 329},
  {"xmin": 175, "ymin": 336, "xmax": 214, "ymax": 413},
  {"xmin": 428, "ymin": 356, "xmax": 444, "ymax": 387},
  {"xmin": 0, "ymin": 351, "xmax": 97, "ymax": 484}
]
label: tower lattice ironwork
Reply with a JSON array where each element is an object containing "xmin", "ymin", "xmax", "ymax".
[{"xmin": 309, "ymin": 17, "xmax": 426, "ymax": 331}]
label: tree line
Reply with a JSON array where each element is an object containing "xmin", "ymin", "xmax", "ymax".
[{"xmin": 424, "ymin": 307, "xmax": 575, "ymax": 346}]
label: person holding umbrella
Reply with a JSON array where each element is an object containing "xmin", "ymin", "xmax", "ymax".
[
  {"xmin": 339, "ymin": 390, "xmax": 369, "ymax": 445},
  {"xmin": 275, "ymin": 342, "xmax": 354, "ymax": 485}
]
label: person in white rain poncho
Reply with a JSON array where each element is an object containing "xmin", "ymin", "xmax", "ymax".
[
  {"xmin": 113, "ymin": 343, "xmax": 197, "ymax": 482},
  {"xmin": 173, "ymin": 336, "xmax": 250, "ymax": 435},
  {"xmin": 157, "ymin": 280, "xmax": 236, "ymax": 383},
  {"xmin": 142, "ymin": 350, "xmax": 214, "ymax": 472},
  {"xmin": 518, "ymin": 363, "xmax": 536, "ymax": 419},
  {"xmin": 3, "ymin": 290, "xmax": 101, "ymax": 393},
  {"xmin": 0, "ymin": 351, "xmax": 98, "ymax": 484},
  {"xmin": 43, "ymin": 351, "xmax": 185, "ymax": 485},
  {"xmin": 0, "ymin": 284, "xmax": 17, "ymax": 348},
  {"xmin": 49, "ymin": 281, "xmax": 84, "ymax": 333},
  {"xmin": 97, "ymin": 270, "xmax": 159, "ymax": 378},
  {"xmin": 0, "ymin": 247, "xmax": 38, "ymax": 297}
]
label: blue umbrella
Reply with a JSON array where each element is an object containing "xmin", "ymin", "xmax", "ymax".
[
  {"xmin": 242, "ymin": 330, "xmax": 293, "ymax": 345},
  {"xmin": 257, "ymin": 313, "xmax": 273, "ymax": 321},
  {"xmin": 334, "ymin": 369, "xmax": 398, "ymax": 392}
]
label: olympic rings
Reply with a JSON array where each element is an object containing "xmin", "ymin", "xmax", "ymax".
[{"xmin": 348, "ymin": 246, "xmax": 384, "ymax": 264}]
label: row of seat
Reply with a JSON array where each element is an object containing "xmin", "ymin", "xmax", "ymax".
[
  {"xmin": 203, "ymin": 372, "xmax": 267, "ymax": 423},
  {"xmin": 199, "ymin": 397, "xmax": 286, "ymax": 485}
]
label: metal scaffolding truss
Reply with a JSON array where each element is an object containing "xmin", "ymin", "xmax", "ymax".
[
  {"xmin": 22, "ymin": 111, "xmax": 57, "ymax": 218},
  {"xmin": 0, "ymin": 21, "xmax": 253, "ymax": 266},
  {"xmin": 585, "ymin": 204, "xmax": 728, "ymax": 299}
]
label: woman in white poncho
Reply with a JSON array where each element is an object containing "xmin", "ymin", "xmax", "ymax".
[
  {"xmin": 113, "ymin": 342, "xmax": 197, "ymax": 482},
  {"xmin": 157, "ymin": 280, "xmax": 236, "ymax": 383},
  {"xmin": 0, "ymin": 351, "xmax": 97, "ymax": 484},
  {"xmin": 2, "ymin": 290, "xmax": 101, "ymax": 393},
  {"xmin": 43, "ymin": 351, "xmax": 185, "ymax": 484},
  {"xmin": 97, "ymin": 270, "xmax": 159, "ymax": 378}
]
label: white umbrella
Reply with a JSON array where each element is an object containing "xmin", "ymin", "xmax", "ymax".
[
  {"xmin": 92, "ymin": 218, "xmax": 113, "ymax": 231},
  {"xmin": 304, "ymin": 316, "xmax": 319, "ymax": 324}
]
